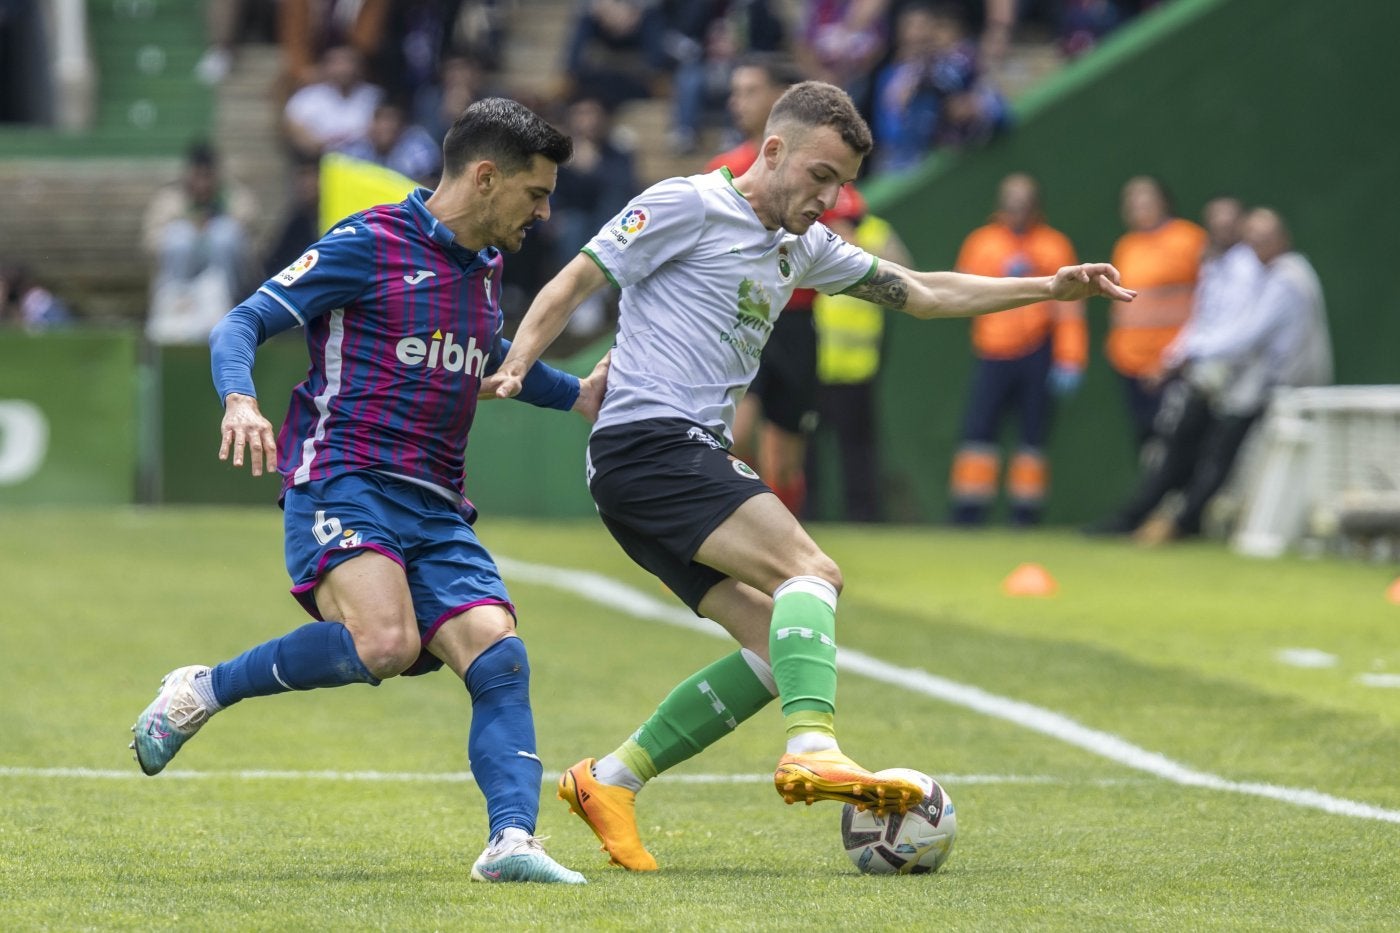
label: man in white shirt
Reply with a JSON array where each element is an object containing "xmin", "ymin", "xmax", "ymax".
[
  {"xmin": 1101, "ymin": 204, "xmax": 1332, "ymax": 544},
  {"xmin": 490, "ymin": 80, "xmax": 1135, "ymax": 872},
  {"xmin": 283, "ymin": 45, "xmax": 384, "ymax": 157}
]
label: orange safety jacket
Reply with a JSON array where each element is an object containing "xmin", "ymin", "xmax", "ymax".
[
  {"xmin": 955, "ymin": 221, "xmax": 1086, "ymax": 368},
  {"xmin": 1105, "ymin": 217, "xmax": 1207, "ymax": 377}
]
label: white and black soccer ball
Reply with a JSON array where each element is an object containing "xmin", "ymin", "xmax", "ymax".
[{"xmin": 840, "ymin": 768, "xmax": 956, "ymax": 875}]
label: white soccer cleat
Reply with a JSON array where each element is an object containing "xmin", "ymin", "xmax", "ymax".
[
  {"xmin": 469, "ymin": 831, "xmax": 587, "ymax": 885},
  {"xmin": 130, "ymin": 665, "xmax": 215, "ymax": 776}
]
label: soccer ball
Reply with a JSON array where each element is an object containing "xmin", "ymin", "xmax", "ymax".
[{"xmin": 840, "ymin": 768, "xmax": 956, "ymax": 874}]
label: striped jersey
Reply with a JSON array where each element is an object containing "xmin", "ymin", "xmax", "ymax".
[
  {"xmin": 582, "ymin": 169, "xmax": 876, "ymax": 443},
  {"xmin": 216, "ymin": 188, "xmax": 572, "ymax": 502}
]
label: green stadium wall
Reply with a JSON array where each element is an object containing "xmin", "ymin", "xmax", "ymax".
[
  {"xmin": 858, "ymin": 0, "xmax": 1400, "ymax": 524},
  {"xmin": 0, "ymin": 332, "xmax": 138, "ymax": 505}
]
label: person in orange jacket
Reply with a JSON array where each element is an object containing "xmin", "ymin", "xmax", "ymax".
[
  {"xmin": 948, "ymin": 173, "xmax": 1085, "ymax": 525},
  {"xmin": 1106, "ymin": 175, "xmax": 1207, "ymax": 451}
]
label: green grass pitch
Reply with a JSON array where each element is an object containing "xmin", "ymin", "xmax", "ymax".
[{"xmin": 2, "ymin": 507, "xmax": 1398, "ymax": 930}]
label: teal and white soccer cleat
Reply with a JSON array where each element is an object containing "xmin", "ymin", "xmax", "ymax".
[
  {"xmin": 469, "ymin": 832, "xmax": 587, "ymax": 885},
  {"xmin": 129, "ymin": 665, "xmax": 215, "ymax": 776}
]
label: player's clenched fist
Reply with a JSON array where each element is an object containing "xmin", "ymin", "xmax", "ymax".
[{"xmin": 219, "ymin": 392, "xmax": 277, "ymax": 476}]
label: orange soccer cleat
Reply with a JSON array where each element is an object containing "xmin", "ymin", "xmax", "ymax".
[
  {"xmin": 557, "ymin": 758, "xmax": 659, "ymax": 872},
  {"xmin": 774, "ymin": 748, "xmax": 922, "ymax": 815}
]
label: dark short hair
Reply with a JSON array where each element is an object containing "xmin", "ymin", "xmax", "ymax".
[
  {"xmin": 766, "ymin": 81, "xmax": 873, "ymax": 156},
  {"xmin": 442, "ymin": 97, "xmax": 573, "ymax": 177},
  {"xmin": 186, "ymin": 139, "xmax": 218, "ymax": 169}
]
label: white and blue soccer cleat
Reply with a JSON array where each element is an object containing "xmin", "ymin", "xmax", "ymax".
[
  {"xmin": 129, "ymin": 665, "xmax": 215, "ymax": 775},
  {"xmin": 469, "ymin": 830, "xmax": 587, "ymax": 885}
]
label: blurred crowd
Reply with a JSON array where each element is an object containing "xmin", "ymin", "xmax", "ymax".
[
  {"xmin": 1, "ymin": 0, "xmax": 1163, "ymax": 340},
  {"xmin": 12, "ymin": 0, "xmax": 1319, "ymax": 540}
]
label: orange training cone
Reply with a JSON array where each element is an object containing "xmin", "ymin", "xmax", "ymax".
[
  {"xmin": 1386, "ymin": 577, "xmax": 1400, "ymax": 606},
  {"xmin": 1002, "ymin": 562, "xmax": 1058, "ymax": 597}
]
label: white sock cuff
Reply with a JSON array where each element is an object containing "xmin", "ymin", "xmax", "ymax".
[
  {"xmin": 740, "ymin": 647, "xmax": 778, "ymax": 696},
  {"xmin": 773, "ymin": 575, "xmax": 838, "ymax": 611}
]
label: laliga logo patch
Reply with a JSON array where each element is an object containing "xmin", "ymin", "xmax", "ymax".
[
  {"xmin": 729, "ymin": 456, "xmax": 759, "ymax": 479},
  {"xmin": 276, "ymin": 249, "xmax": 319, "ymax": 286},
  {"xmin": 620, "ymin": 207, "xmax": 649, "ymax": 234},
  {"xmin": 607, "ymin": 205, "xmax": 649, "ymax": 250}
]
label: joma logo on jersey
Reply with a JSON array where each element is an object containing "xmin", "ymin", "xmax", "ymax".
[{"xmin": 395, "ymin": 329, "xmax": 488, "ymax": 375}]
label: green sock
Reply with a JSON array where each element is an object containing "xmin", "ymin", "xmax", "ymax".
[
  {"xmin": 622, "ymin": 649, "xmax": 777, "ymax": 775},
  {"xmin": 770, "ymin": 577, "xmax": 839, "ymax": 720},
  {"xmin": 783, "ymin": 708, "xmax": 835, "ymax": 741}
]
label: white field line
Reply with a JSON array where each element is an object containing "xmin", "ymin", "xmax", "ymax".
[
  {"xmin": 496, "ymin": 556, "xmax": 1400, "ymax": 825},
  {"xmin": 0, "ymin": 767, "xmax": 1081, "ymax": 786}
]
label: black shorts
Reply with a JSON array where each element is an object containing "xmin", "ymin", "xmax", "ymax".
[
  {"xmin": 748, "ymin": 310, "xmax": 818, "ymax": 434},
  {"xmin": 588, "ymin": 418, "xmax": 771, "ymax": 613}
]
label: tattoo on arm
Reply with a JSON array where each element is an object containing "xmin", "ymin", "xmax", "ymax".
[{"xmin": 843, "ymin": 266, "xmax": 909, "ymax": 309}]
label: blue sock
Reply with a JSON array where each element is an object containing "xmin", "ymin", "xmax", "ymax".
[
  {"xmin": 465, "ymin": 636, "xmax": 540, "ymax": 841},
  {"xmin": 210, "ymin": 621, "xmax": 380, "ymax": 707}
]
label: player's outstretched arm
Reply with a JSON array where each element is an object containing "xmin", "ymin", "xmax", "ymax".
[
  {"xmin": 487, "ymin": 255, "xmax": 609, "ymax": 399},
  {"xmin": 843, "ymin": 260, "xmax": 1136, "ymax": 319}
]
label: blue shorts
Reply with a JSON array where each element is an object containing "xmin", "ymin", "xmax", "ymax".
[{"xmin": 283, "ymin": 471, "xmax": 513, "ymax": 669}]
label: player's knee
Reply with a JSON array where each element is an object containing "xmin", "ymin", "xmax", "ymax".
[
  {"xmin": 808, "ymin": 555, "xmax": 843, "ymax": 595},
  {"xmin": 355, "ymin": 626, "xmax": 423, "ymax": 679}
]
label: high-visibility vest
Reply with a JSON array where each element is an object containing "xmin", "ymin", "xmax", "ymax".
[{"xmin": 815, "ymin": 215, "xmax": 894, "ymax": 385}]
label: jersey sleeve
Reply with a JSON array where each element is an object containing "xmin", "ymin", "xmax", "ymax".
[
  {"xmin": 255, "ymin": 218, "xmax": 375, "ymax": 325},
  {"xmin": 580, "ymin": 178, "xmax": 705, "ymax": 289},
  {"xmin": 795, "ymin": 223, "xmax": 878, "ymax": 294}
]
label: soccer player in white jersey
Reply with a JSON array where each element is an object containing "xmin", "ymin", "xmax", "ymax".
[{"xmin": 489, "ymin": 81, "xmax": 1137, "ymax": 871}]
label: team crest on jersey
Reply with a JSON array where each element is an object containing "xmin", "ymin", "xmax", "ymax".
[
  {"xmin": 729, "ymin": 456, "xmax": 760, "ymax": 479},
  {"xmin": 606, "ymin": 206, "xmax": 649, "ymax": 250},
  {"xmin": 777, "ymin": 245, "xmax": 793, "ymax": 283},
  {"xmin": 276, "ymin": 249, "xmax": 319, "ymax": 286}
]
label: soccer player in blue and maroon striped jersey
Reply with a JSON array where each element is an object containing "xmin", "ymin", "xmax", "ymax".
[{"xmin": 130, "ymin": 99, "xmax": 604, "ymax": 885}]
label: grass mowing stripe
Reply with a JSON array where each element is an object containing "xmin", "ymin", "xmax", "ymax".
[
  {"xmin": 496, "ymin": 555, "xmax": 1400, "ymax": 825},
  {"xmin": 0, "ymin": 767, "xmax": 1080, "ymax": 785}
]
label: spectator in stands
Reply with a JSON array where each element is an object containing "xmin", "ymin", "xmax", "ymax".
[
  {"xmin": 1091, "ymin": 205, "xmax": 1332, "ymax": 544},
  {"xmin": 808, "ymin": 186, "xmax": 911, "ymax": 522},
  {"xmin": 948, "ymin": 173, "xmax": 1084, "ymax": 526},
  {"xmin": 550, "ymin": 96, "xmax": 638, "ymax": 275},
  {"xmin": 546, "ymin": 95, "xmax": 638, "ymax": 336},
  {"xmin": 562, "ymin": 0, "xmax": 669, "ymax": 108},
  {"xmin": 1105, "ymin": 175, "xmax": 1207, "ymax": 453},
  {"xmin": 263, "ymin": 154, "xmax": 323, "ymax": 279},
  {"xmin": 142, "ymin": 141, "xmax": 258, "ymax": 345},
  {"xmin": 279, "ymin": 0, "xmax": 390, "ymax": 93},
  {"xmin": 795, "ymin": 0, "xmax": 892, "ymax": 109},
  {"xmin": 667, "ymin": 1, "xmax": 785, "ymax": 155},
  {"xmin": 416, "ymin": 54, "xmax": 489, "ymax": 143},
  {"xmin": 337, "ymin": 101, "xmax": 443, "ymax": 184},
  {"xmin": 1060, "ymin": 0, "xmax": 1159, "ymax": 59},
  {"xmin": 705, "ymin": 55, "xmax": 799, "ymax": 176},
  {"xmin": 283, "ymin": 45, "xmax": 385, "ymax": 158},
  {"xmin": 0, "ymin": 262, "xmax": 73, "ymax": 331},
  {"xmin": 871, "ymin": 2, "xmax": 1007, "ymax": 173}
]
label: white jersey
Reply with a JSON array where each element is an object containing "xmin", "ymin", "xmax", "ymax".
[{"xmin": 583, "ymin": 169, "xmax": 877, "ymax": 443}]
